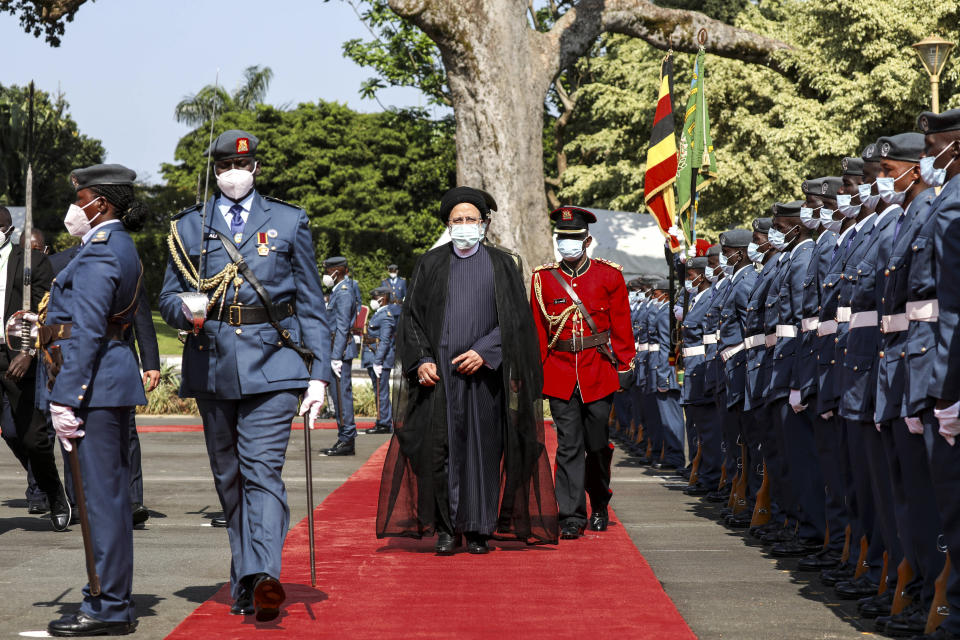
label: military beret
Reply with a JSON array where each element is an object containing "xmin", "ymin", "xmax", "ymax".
[
  {"xmin": 877, "ymin": 132, "xmax": 925, "ymax": 163},
  {"xmin": 861, "ymin": 142, "xmax": 880, "ymax": 164},
  {"xmin": 687, "ymin": 256, "xmax": 709, "ymax": 269},
  {"xmin": 550, "ymin": 205, "xmax": 597, "ymax": 234},
  {"xmin": 653, "ymin": 279, "xmax": 671, "ymax": 291},
  {"xmin": 387, "ymin": 264, "xmax": 398, "ymax": 270},
  {"xmin": 773, "ymin": 200, "xmax": 803, "ymax": 218},
  {"xmin": 205, "ymin": 129, "xmax": 259, "ymax": 160},
  {"xmin": 820, "ymin": 177, "xmax": 842, "ymax": 199},
  {"xmin": 719, "ymin": 229, "xmax": 753, "ymax": 248},
  {"xmin": 642, "ymin": 274, "xmax": 661, "ymax": 285},
  {"xmin": 323, "ymin": 256, "xmax": 347, "ymax": 268},
  {"xmin": 440, "ymin": 186, "xmax": 496, "ymax": 222},
  {"xmin": 627, "ymin": 278, "xmax": 643, "ymax": 289},
  {"xmin": 371, "ymin": 286, "xmax": 391, "ymax": 298},
  {"xmin": 706, "ymin": 245, "xmax": 722, "ymax": 256},
  {"xmin": 801, "ymin": 178, "xmax": 825, "ymax": 196},
  {"xmin": 70, "ymin": 163, "xmax": 136, "ymax": 190},
  {"xmin": 752, "ymin": 217, "xmax": 772, "ymax": 233},
  {"xmin": 841, "ymin": 157, "xmax": 864, "ymax": 176},
  {"xmin": 918, "ymin": 109, "xmax": 960, "ymax": 134}
]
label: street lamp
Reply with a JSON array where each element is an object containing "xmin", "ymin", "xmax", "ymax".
[{"xmin": 912, "ymin": 35, "xmax": 955, "ymax": 114}]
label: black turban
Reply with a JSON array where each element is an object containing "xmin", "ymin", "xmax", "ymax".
[{"xmin": 438, "ymin": 186, "xmax": 497, "ymax": 222}]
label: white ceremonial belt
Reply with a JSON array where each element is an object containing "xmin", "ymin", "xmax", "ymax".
[
  {"xmin": 764, "ymin": 334, "xmax": 777, "ymax": 347},
  {"xmin": 817, "ymin": 320, "xmax": 838, "ymax": 336},
  {"xmin": 636, "ymin": 343, "xmax": 649, "ymax": 352},
  {"xmin": 743, "ymin": 334, "xmax": 765, "ymax": 349},
  {"xmin": 849, "ymin": 310, "xmax": 878, "ymax": 329},
  {"xmin": 906, "ymin": 299, "xmax": 939, "ymax": 322},
  {"xmin": 836, "ymin": 307, "xmax": 852, "ymax": 323},
  {"xmin": 702, "ymin": 334, "xmax": 718, "ymax": 345},
  {"xmin": 721, "ymin": 343, "xmax": 745, "ymax": 362},
  {"xmin": 776, "ymin": 325, "xmax": 798, "ymax": 338},
  {"xmin": 648, "ymin": 344, "xmax": 661, "ymax": 352},
  {"xmin": 881, "ymin": 313, "xmax": 908, "ymax": 334},
  {"xmin": 683, "ymin": 345, "xmax": 705, "ymax": 357},
  {"xmin": 801, "ymin": 317, "xmax": 820, "ymax": 332}
]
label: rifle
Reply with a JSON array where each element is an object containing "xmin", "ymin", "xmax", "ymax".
[
  {"xmin": 927, "ymin": 554, "xmax": 951, "ymax": 633},
  {"xmin": 749, "ymin": 461, "xmax": 771, "ymax": 527}
]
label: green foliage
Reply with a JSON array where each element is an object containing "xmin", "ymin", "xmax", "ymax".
[
  {"xmin": 0, "ymin": 84, "xmax": 105, "ymax": 230},
  {"xmin": 0, "ymin": 0, "xmax": 91, "ymax": 46},
  {"xmin": 161, "ymin": 100, "xmax": 453, "ymax": 298},
  {"xmin": 560, "ymin": 0, "xmax": 960, "ymax": 239},
  {"xmin": 174, "ymin": 66, "xmax": 275, "ymax": 127},
  {"xmin": 149, "ymin": 311, "xmax": 184, "ymax": 356},
  {"xmin": 136, "ymin": 363, "xmax": 198, "ymax": 415}
]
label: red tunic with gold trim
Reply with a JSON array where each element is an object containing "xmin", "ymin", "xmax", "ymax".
[{"xmin": 530, "ymin": 257, "xmax": 636, "ymax": 403}]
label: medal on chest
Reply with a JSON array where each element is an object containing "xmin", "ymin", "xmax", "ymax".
[{"xmin": 257, "ymin": 231, "xmax": 270, "ymax": 257}]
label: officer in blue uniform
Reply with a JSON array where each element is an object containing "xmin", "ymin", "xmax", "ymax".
[
  {"xmin": 381, "ymin": 263, "xmax": 407, "ymax": 303},
  {"xmin": 159, "ymin": 130, "xmax": 330, "ymax": 621},
  {"xmin": 43, "ymin": 164, "xmax": 148, "ymax": 637},
  {"xmin": 361, "ymin": 286, "xmax": 399, "ymax": 435},
  {"xmin": 650, "ymin": 279, "xmax": 684, "ymax": 470},
  {"xmin": 640, "ymin": 279, "xmax": 665, "ymax": 464},
  {"xmin": 679, "ymin": 257, "xmax": 713, "ymax": 481},
  {"xmin": 631, "ymin": 276, "xmax": 655, "ymax": 461},
  {"xmin": 321, "ymin": 256, "xmax": 359, "ymax": 455},
  {"xmin": 716, "ymin": 229, "xmax": 759, "ymax": 527}
]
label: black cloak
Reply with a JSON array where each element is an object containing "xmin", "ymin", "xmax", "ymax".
[{"xmin": 376, "ymin": 242, "xmax": 559, "ymax": 544}]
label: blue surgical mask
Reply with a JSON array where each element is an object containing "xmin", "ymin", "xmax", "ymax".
[
  {"xmin": 800, "ymin": 207, "xmax": 820, "ymax": 229},
  {"xmin": 858, "ymin": 182, "xmax": 881, "ymax": 209},
  {"xmin": 836, "ymin": 194, "xmax": 861, "ymax": 218},
  {"xmin": 768, "ymin": 227, "xmax": 786, "ymax": 250},
  {"xmin": 920, "ymin": 142, "xmax": 956, "ymax": 187},
  {"xmin": 683, "ymin": 279, "xmax": 696, "ymax": 294},
  {"xmin": 556, "ymin": 237, "xmax": 585, "ymax": 260},
  {"xmin": 877, "ymin": 166, "xmax": 915, "ymax": 205},
  {"xmin": 719, "ymin": 250, "xmax": 740, "ymax": 275},
  {"xmin": 705, "ymin": 266, "xmax": 718, "ymax": 283},
  {"xmin": 747, "ymin": 241, "xmax": 765, "ymax": 263},
  {"xmin": 450, "ymin": 222, "xmax": 485, "ymax": 250}
]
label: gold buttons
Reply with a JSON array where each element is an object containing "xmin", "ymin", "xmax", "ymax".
[
  {"xmin": 78, "ymin": 395, "xmax": 83, "ymax": 401},
  {"xmin": 198, "ymin": 345, "xmax": 204, "ymax": 351},
  {"xmin": 921, "ymin": 346, "xmax": 927, "ymax": 353},
  {"xmin": 81, "ymin": 384, "xmax": 87, "ymax": 390},
  {"xmin": 853, "ymin": 366, "xmax": 858, "ymax": 371},
  {"xmin": 235, "ymin": 328, "xmax": 243, "ymax": 335},
  {"xmin": 885, "ymin": 269, "xmax": 890, "ymax": 276},
  {"xmin": 879, "ymin": 351, "xmax": 885, "ymax": 358},
  {"xmin": 901, "ymin": 351, "xmax": 906, "ymax": 357},
  {"xmin": 891, "ymin": 266, "xmax": 896, "ymax": 271},
  {"xmin": 835, "ymin": 338, "xmax": 839, "ymax": 343},
  {"xmin": 831, "ymin": 359, "xmax": 836, "ymax": 364},
  {"xmin": 844, "ymin": 349, "xmax": 848, "ymax": 354}
]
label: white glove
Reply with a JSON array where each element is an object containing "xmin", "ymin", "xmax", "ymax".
[
  {"xmin": 673, "ymin": 304, "xmax": 683, "ymax": 321},
  {"xmin": 50, "ymin": 403, "xmax": 85, "ymax": 452},
  {"xmin": 820, "ymin": 411, "xmax": 834, "ymax": 420},
  {"xmin": 935, "ymin": 401, "xmax": 960, "ymax": 446},
  {"xmin": 904, "ymin": 416, "xmax": 924, "ymax": 435},
  {"xmin": 298, "ymin": 380, "xmax": 327, "ymax": 429},
  {"xmin": 331, "ymin": 359, "xmax": 343, "ymax": 378},
  {"xmin": 353, "ymin": 334, "xmax": 361, "ymax": 345},
  {"xmin": 373, "ymin": 364, "xmax": 383, "ymax": 378},
  {"xmin": 789, "ymin": 389, "xmax": 807, "ymax": 414}
]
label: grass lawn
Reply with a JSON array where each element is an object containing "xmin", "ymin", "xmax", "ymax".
[{"xmin": 152, "ymin": 311, "xmax": 183, "ymax": 356}]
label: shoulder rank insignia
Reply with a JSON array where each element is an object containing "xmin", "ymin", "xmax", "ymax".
[
  {"xmin": 263, "ymin": 195, "xmax": 300, "ymax": 209},
  {"xmin": 91, "ymin": 230, "xmax": 110, "ymax": 243},
  {"xmin": 341, "ymin": 284, "xmax": 348, "ymax": 290},
  {"xmin": 533, "ymin": 262, "xmax": 559, "ymax": 272},
  {"xmin": 172, "ymin": 203, "xmax": 202, "ymax": 220},
  {"xmin": 594, "ymin": 257, "xmax": 623, "ymax": 271}
]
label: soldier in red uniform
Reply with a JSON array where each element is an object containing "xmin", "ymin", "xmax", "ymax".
[{"xmin": 531, "ymin": 206, "xmax": 636, "ymax": 539}]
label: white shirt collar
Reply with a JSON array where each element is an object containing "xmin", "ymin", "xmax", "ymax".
[
  {"xmin": 836, "ymin": 225, "xmax": 854, "ymax": 245},
  {"xmin": 854, "ymin": 213, "xmax": 876, "ymax": 233},
  {"xmin": 218, "ymin": 191, "xmax": 256, "ymax": 218},
  {"xmin": 81, "ymin": 219, "xmax": 121, "ymax": 245},
  {"xmin": 715, "ymin": 277, "xmax": 729, "ymax": 290},
  {"xmin": 875, "ymin": 203, "xmax": 901, "ymax": 226},
  {"xmin": 790, "ymin": 237, "xmax": 813, "ymax": 257}
]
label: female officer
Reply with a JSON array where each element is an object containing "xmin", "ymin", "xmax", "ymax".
[{"xmin": 43, "ymin": 164, "xmax": 147, "ymax": 637}]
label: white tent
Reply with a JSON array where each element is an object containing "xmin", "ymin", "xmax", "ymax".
[{"xmin": 432, "ymin": 207, "xmax": 670, "ymax": 279}]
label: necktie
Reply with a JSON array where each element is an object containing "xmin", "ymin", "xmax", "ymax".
[
  {"xmin": 229, "ymin": 204, "xmax": 245, "ymax": 238},
  {"xmin": 892, "ymin": 211, "xmax": 906, "ymax": 244},
  {"xmin": 842, "ymin": 228, "xmax": 858, "ymax": 262}
]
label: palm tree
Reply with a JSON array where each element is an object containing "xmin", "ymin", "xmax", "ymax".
[{"xmin": 174, "ymin": 65, "xmax": 274, "ymax": 127}]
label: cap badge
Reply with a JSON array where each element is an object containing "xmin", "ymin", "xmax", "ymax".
[
  {"xmin": 236, "ymin": 137, "xmax": 250, "ymax": 154},
  {"xmin": 267, "ymin": 229, "xmax": 278, "ymax": 238},
  {"xmin": 821, "ymin": 182, "xmax": 829, "ymax": 195},
  {"xmin": 70, "ymin": 174, "xmax": 79, "ymax": 188},
  {"xmin": 865, "ymin": 144, "xmax": 876, "ymax": 158},
  {"xmin": 920, "ymin": 116, "xmax": 930, "ymax": 133},
  {"xmin": 880, "ymin": 142, "xmax": 891, "ymax": 157},
  {"xmin": 802, "ymin": 181, "xmax": 810, "ymax": 192},
  {"xmin": 561, "ymin": 209, "xmax": 573, "ymax": 221},
  {"xmin": 841, "ymin": 158, "xmax": 849, "ymax": 171}
]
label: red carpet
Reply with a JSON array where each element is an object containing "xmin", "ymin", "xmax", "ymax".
[
  {"xmin": 165, "ymin": 431, "xmax": 695, "ymax": 639},
  {"xmin": 137, "ymin": 420, "xmax": 375, "ymax": 433}
]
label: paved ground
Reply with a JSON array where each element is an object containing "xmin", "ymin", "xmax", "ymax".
[{"xmin": 0, "ymin": 420, "xmax": 876, "ymax": 639}]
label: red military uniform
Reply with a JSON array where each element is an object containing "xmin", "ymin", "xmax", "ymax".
[{"xmin": 531, "ymin": 257, "xmax": 636, "ymax": 403}]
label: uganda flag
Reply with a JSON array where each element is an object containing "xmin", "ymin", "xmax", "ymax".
[{"xmin": 643, "ymin": 55, "xmax": 680, "ymax": 252}]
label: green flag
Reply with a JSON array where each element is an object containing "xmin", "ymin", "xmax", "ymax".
[{"xmin": 676, "ymin": 48, "xmax": 717, "ymax": 238}]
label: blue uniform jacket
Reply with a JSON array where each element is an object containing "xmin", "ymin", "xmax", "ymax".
[
  {"xmin": 159, "ymin": 193, "xmax": 331, "ymax": 399},
  {"xmin": 875, "ymin": 190, "xmax": 936, "ymax": 422},
  {"xmin": 381, "ymin": 276, "xmax": 407, "ymax": 302},
  {"xmin": 744, "ymin": 257, "xmax": 778, "ymax": 411},
  {"xmin": 361, "ymin": 303, "xmax": 399, "ymax": 368},
  {"xmin": 719, "ymin": 265, "xmax": 758, "ymax": 408},
  {"xmin": 651, "ymin": 302, "xmax": 678, "ymax": 391},
  {"xmin": 328, "ymin": 277, "xmax": 360, "ymax": 361},
  {"xmin": 770, "ymin": 239, "xmax": 814, "ymax": 399},
  {"xmin": 840, "ymin": 207, "xmax": 902, "ymax": 421},
  {"xmin": 930, "ymin": 176, "xmax": 960, "ymax": 404},
  {"xmin": 634, "ymin": 300, "xmax": 651, "ymax": 392},
  {"xmin": 46, "ymin": 222, "xmax": 147, "ymax": 409},
  {"xmin": 761, "ymin": 254, "xmax": 791, "ymax": 401},
  {"xmin": 794, "ymin": 231, "xmax": 836, "ymax": 401},
  {"xmin": 681, "ymin": 287, "xmax": 714, "ymax": 405},
  {"xmin": 702, "ymin": 278, "xmax": 728, "ymax": 397}
]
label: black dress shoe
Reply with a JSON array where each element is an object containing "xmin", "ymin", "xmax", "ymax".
[
  {"xmin": 28, "ymin": 496, "xmax": 49, "ymax": 514},
  {"xmin": 857, "ymin": 588, "xmax": 894, "ymax": 618},
  {"xmin": 679, "ymin": 468, "xmax": 692, "ymax": 480},
  {"xmin": 798, "ymin": 548, "xmax": 841, "ymax": 571},
  {"xmin": 749, "ymin": 523, "xmax": 780, "ymax": 539},
  {"xmin": 724, "ymin": 512, "xmax": 753, "ymax": 529},
  {"xmin": 322, "ymin": 439, "xmax": 356, "ymax": 456},
  {"xmin": 211, "ymin": 516, "xmax": 228, "ymax": 528},
  {"xmin": 48, "ymin": 612, "xmax": 136, "ymax": 637},
  {"xmin": 50, "ymin": 496, "xmax": 72, "ymax": 532},
  {"xmin": 131, "ymin": 503, "xmax": 149, "ymax": 526},
  {"xmin": 684, "ymin": 483, "xmax": 711, "ymax": 496},
  {"xmin": 252, "ymin": 573, "xmax": 285, "ymax": 622},
  {"xmin": 465, "ymin": 533, "xmax": 489, "ymax": 555},
  {"xmin": 560, "ymin": 521, "xmax": 584, "ymax": 540},
  {"xmin": 770, "ymin": 539, "xmax": 815, "ymax": 558},
  {"xmin": 230, "ymin": 585, "xmax": 254, "ymax": 615},
  {"xmin": 705, "ymin": 488, "xmax": 731, "ymax": 503},
  {"xmin": 911, "ymin": 627, "xmax": 960, "ymax": 639},
  {"xmin": 435, "ymin": 531, "xmax": 461, "ymax": 555},
  {"xmin": 589, "ymin": 508, "xmax": 609, "ymax": 532},
  {"xmin": 761, "ymin": 529, "xmax": 795, "ymax": 545},
  {"xmin": 820, "ymin": 564, "xmax": 855, "ymax": 586},
  {"xmin": 835, "ymin": 575, "xmax": 879, "ymax": 599},
  {"xmin": 883, "ymin": 603, "xmax": 927, "ymax": 636},
  {"xmin": 363, "ymin": 425, "xmax": 391, "ymax": 435}
]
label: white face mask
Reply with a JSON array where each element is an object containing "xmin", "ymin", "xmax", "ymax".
[
  {"xmin": 683, "ymin": 279, "xmax": 696, "ymax": 294},
  {"xmin": 877, "ymin": 166, "xmax": 915, "ymax": 205},
  {"xmin": 800, "ymin": 207, "xmax": 821, "ymax": 229},
  {"xmin": 556, "ymin": 236, "xmax": 586, "ymax": 261},
  {"xmin": 704, "ymin": 265, "xmax": 719, "ymax": 283},
  {"xmin": 216, "ymin": 165, "xmax": 256, "ymax": 201},
  {"xmin": 388, "ymin": 271, "xmax": 398, "ymax": 279},
  {"xmin": 858, "ymin": 182, "xmax": 881, "ymax": 210},
  {"xmin": 747, "ymin": 241, "xmax": 765, "ymax": 263},
  {"xmin": 64, "ymin": 197, "xmax": 104, "ymax": 237},
  {"xmin": 767, "ymin": 227, "xmax": 787, "ymax": 250},
  {"xmin": 322, "ymin": 274, "xmax": 336, "ymax": 289},
  {"xmin": 822, "ymin": 215, "xmax": 843, "ymax": 233},
  {"xmin": 836, "ymin": 194, "xmax": 861, "ymax": 218},
  {"xmin": 450, "ymin": 222, "xmax": 485, "ymax": 251},
  {"xmin": 719, "ymin": 250, "xmax": 740, "ymax": 275},
  {"xmin": 920, "ymin": 142, "xmax": 956, "ymax": 187},
  {"xmin": 369, "ymin": 299, "xmax": 381, "ymax": 311}
]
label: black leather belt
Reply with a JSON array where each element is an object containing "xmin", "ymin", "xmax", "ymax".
[
  {"xmin": 362, "ymin": 336, "xmax": 380, "ymax": 345},
  {"xmin": 38, "ymin": 322, "xmax": 125, "ymax": 345},
  {"xmin": 217, "ymin": 302, "xmax": 296, "ymax": 326},
  {"xmin": 553, "ymin": 331, "xmax": 610, "ymax": 352}
]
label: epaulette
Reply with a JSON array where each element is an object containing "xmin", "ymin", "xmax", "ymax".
[
  {"xmin": 594, "ymin": 257, "xmax": 623, "ymax": 271},
  {"xmin": 387, "ymin": 311, "xmax": 392, "ymax": 317},
  {"xmin": 264, "ymin": 195, "xmax": 301, "ymax": 209},
  {"xmin": 533, "ymin": 262, "xmax": 559, "ymax": 272},
  {"xmin": 90, "ymin": 228, "xmax": 111, "ymax": 243},
  {"xmin": 171, "ymin": 203, "xmax": 202, "ymax": 220},
  {"xmin": 340, "ymin": 284, "xmax": 349, "ymax": 290}
]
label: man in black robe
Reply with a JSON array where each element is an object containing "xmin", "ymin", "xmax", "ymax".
[{"xmin": 377, "ymin": 186, "xmax": 558, "ymax": 554}]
